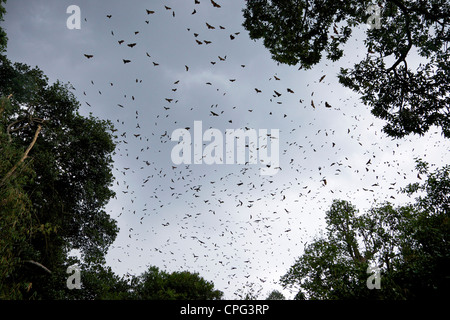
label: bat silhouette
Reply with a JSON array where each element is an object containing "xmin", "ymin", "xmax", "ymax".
[{"xmin": 211, "ymin": 0, "xmax": 221, "ymax": 8}]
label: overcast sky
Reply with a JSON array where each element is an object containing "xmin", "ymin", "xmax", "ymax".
[{"xmin": 3, "ymin": 0, "xmax": 449, "ymax": 299}]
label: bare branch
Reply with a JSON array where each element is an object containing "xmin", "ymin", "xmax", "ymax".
[
  {"xmin": 386, "ymin": 0, "xmax": 413, "ymax": 72},
  {"xmin": 1, "ymin": 124, "xmax": 42, "ymax": 185},
  {"xmin": 24, "ymin": 260, "xmax": 52, "ymax": 274}
]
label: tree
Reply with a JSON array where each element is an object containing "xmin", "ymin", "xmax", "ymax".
[
  {"xmin": 131, "ymin": 266, "xmax": 223, "ymax": 300},
  {"xmin": 0, "ymin": 52, "xmax": 119, "ymax": 299},
  {"xmin": 242, "ymin": 0, "xmax": 450, "ymax": 138},
  {"xmin": 63, "ymin": 263, "xmax": 133, "ymax": 300},
  {"xmin": 266, "ymin": 289, "xmax": 285, "ymax": 300},
  {"xmin": 398, "ymin": 160, "xmax": 450, "ymax": 298},
  {"xmin": 280, "ymin": 160, "xmax": 449, "ymax": 299},
  {"xmin": 0, "ymin": 0, "xmax": 7, "ymax": 53},
  {"xmin": 0, "ymin": 95, "xmax": 40, "ymax": 299}
]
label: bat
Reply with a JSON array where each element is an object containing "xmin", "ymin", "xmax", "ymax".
[{"xmin": 211, "ymin": 0, "xmax": 221, "ymax": 8}]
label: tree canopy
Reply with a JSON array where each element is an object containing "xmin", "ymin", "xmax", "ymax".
[
  {"xmin": 243, "ymin": 0, "xmax": 450, "ymax": 138},
  {"xmin": 280, "ymin": 160, "xmax": 449, "ymax": 299},
  {"xmin": 0, "ymin": 0, "xmax": 7, "ymax": 53},
  {"xmin": 0, "ymin": 52, "xmax": 119, "ymax": 298},
  {"xmin": 266, "ymin": 289, "xmax": 286, "ymax": 300},
  {"xmin": 131, "ymin": 266, "xmax": 223, "ymax": 300}
]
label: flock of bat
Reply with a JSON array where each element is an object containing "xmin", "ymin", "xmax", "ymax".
[{"xmin": 78, "ymin": 0, "xmax": 447, "ymax": 299}]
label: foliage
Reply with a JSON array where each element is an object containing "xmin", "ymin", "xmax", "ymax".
[
  {"xmin": 397, "ymin": 160, "xmax": 450, "ymax": 298},
  {"xmin": 0, "ymin": 0, "xmax": 7, "ymax": 53},
  {"xmin": 266, "ymin": 289, "xmax": 285, "ymax": 300},
  {"xmin": 243, "ymin": 0, "xmax": 450, "ymax": 138},
  {"xmin": 131, "ymin": 266, "xmax": 223, "ymax": 300},
  {"xmin": 0, "ymin": 95, "xmax": 37, "ymax": 299},
  {"xmin": 0, "ymin": 53, "xmax": 119, "ymax": 299},
  {"xmin": 63, "ymin": 263, "xmax": 133, "ymax": 300},
  {"xmin": 280, "ymin": 160, "xmax": 449, "ymax": 299}
]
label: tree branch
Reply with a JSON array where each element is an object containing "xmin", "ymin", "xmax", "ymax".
[
  {"xmin": 386, "ymin": 0, "xmax": 413, "ymax": 72},
  {"xmin": 24, "ymin": 259, "xmax": 52, "ymax": 274},
  {"xmin": 7, "ymin": 118, "xmax": 26, "ymax": 142},
  {"xmin": 1, "ymin": 124, "xmax": 42, "ymax": 185},
  {"xmin": 6, "ymin": 117, "xmax": 46, "ymax": 142}
]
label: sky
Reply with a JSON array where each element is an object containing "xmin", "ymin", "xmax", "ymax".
[{"xmin": 2, "ymin": 0, "xmax": 449, "ymax": 299}]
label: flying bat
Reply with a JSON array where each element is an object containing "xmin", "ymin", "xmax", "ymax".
[{"xmin": 211, "ymin": 0, "xmax": 221, "ymax": 8}]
